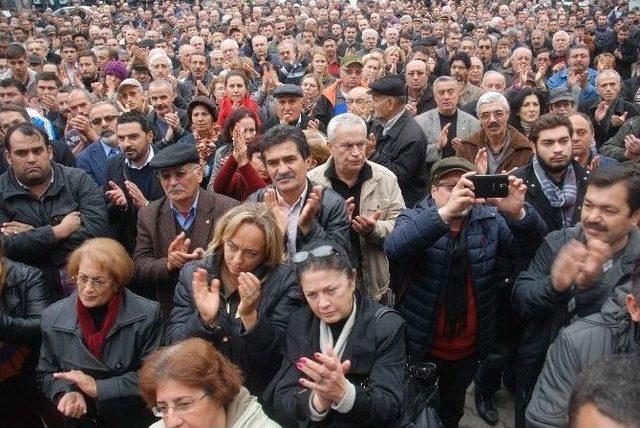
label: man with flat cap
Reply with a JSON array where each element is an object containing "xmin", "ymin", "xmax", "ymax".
[
  {"xmin": 263, "ymin": 84, "xmax": 310, "ymax": 131},
  {"xmin": 134, "ymin": 143, "xmax": 239, "ymax": 316},
  {"xmin": 369, "ymin": 76, "xmax": 429, "ymax": 207}
]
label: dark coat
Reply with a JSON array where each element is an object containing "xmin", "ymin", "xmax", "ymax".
[
  {"xmin": 271, "ymin": 292, "xmax": 406, "ymax": 427},
  {"xmin": 415, "ymin": 84, "xmax": 436, "ymax": 115},
  {"xmin": 0, "ymin": 139, "xmax": 75, "ymax": 176},
  {"xmin": 514, "ymin": 160, "xmax": 589, "ymax": 233},
  {"xmin": 75, "ymin": 141, "xmax": 114, "ymax": 189},
  {"xmin": 512, "ymin": 225, "xmax": 640, "ymax": 405},
  {"xmin": 456, "ymin": 125, "xmax": 533, "ymax": 174},
  {"xmin": 147, "ymin": 108, "xmax": 190, "ymax": 147},
  {"xmin": 578, "ymin": 95, "xmax": 640, "ymax": 147},
  {"xmin": 165, "ymin": 253, "xmax": 302, "ymax": 396},
  {"xmin": 247, "ymin": 179, "xmax": 352, "ymax": 255},
  {"xmin": 133, "ymin": 190, "xmax": 239, "ymax": 315},
  {"xmin": 37, "ymin": 289, "xmax": 163, "ymax": 428},
  {"xmin": 104, "ymin": 154, "xmax": 165, "ymax": 254},
  {"xmin": 0, "ymin": 163, "xmax": 108, "ymax": 299},
  {"xmin": 263, "ymin": 112, "xmax": 311, "ymax": 131},
  {"xmin": 384, "ymin": 197, "xmax": 546, "ymax": 359},
  {"xmin": 369, "ymin": 110, "xmax": 429, "ymax": 208}
]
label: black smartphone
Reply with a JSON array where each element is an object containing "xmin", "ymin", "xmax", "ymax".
[{"xmin": 469, "ymin": 174, "xmax": 509, "ymax": 198}]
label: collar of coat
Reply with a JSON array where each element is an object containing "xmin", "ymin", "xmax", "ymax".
[
  {"xmin": 463, "ymin": 124, "xmax": 532, "ymax": 151},
  {"xmin": 3, "ymin": 162, "xmax": 65, "ymax": 200}
]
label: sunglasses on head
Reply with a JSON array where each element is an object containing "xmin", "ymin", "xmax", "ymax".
[{"xmin": 293, "ymin": 245, "xmax": 340, "ymax": 263}]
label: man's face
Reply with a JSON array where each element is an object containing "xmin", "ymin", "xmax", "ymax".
[
  {"xmin": 450, "ymin": 60, "xmax": 468, "ymax": 83},
  {"xmin": 534, "ymin": 126, "xmax": 572, "ymax": 175},
  {"xmin": 597, "ymin": 15, "xmax": 608, "ymax": 27},
  {"xmin": 78, "ymin": 56, "xmax": 98, "ymax": 79},
  {"xmin": 190, "ymin": 54, "xmax": 207, "ymax": 79},
  {"xmin": 481, "ymin": 76, "xmax": 506, "ymax": 94},
  {"xmin": 460, "ymin": 40, "xmax": 475, "ymax": 55},
  {"xmin": 536, "ymin": 52, "xmax": 551, "ymax": 70},
  {"xmin": 447, "ymin": 32, "xmax": 461, "ymax": 50},
  {"xmin": 550, "ymin": 99, "xmax": 575, "ymax": 117},
  {"xmin": 67, "ymin": 92, "xmax": 92, "ymax": 117},
  {"xmin": 363, "ymin": 33, "xmax": 378, "ymax": 50},
  {"xmin": 191, "ymin": 38, "xmax": 205, "ymax": 55},
  {"xmin": 35, "ymin": 79, "xmax": 58, "ymax": 99},
  {"xmin": 89, "ymin": 104, "xmax": 119, "ymax": 145},
  {"xmin": 570, "ymin": 114, "xmax": 593, "ymax": 160},
  {"xmin": 581, "ymin": 182, "xmax": 640, "ymax": 247},
  {"xmin": 6, "ymin": 130, "xmax": 53, "ymax": 186},
  {"xmin": 148, "ymin": 84, "xmax": 176, "ymax": 115},
  {"xmin": 252, "ymin": 37, "xmax": 267, "ymax": 57},
  {"xmin": 597, "ymin": 76, "xmax": 621, "ymax": 103},
  {"xmin": 106, "ymin": 38, "xmax": 119, "ymax": 49},
  {"xmin": 478, "ymin": 101, "xmax": 508, "ymax": 137},
  {"xmin": 221, "ymin": 43, "xmax": 238, "ymax": 61},
  {"xmin": 179, "ymin": 45, "xmax": 195, "ymax": 67},
  {"xmin": 477, "ymin": 39, "xmax": 493, "ymax": 62},
  {"xmin": 74, "ymin": 36, "xmax": 87, "ymax": 51},
  {"xmin": 118, "ymin": 86, "xmax": 144, "ymax": 112},
  {"xmin": 405, "ymin": 61, "xmax": 429, "ymax": 91},
  {"xmin": 8, "ymin": 55, "xmax": 28, "ymax": 79},
  {"xmin": 27, "ymin": 42, "xmax": 45, "ymax": 59},
  {"xmin": 323, "ymin": 40, "xmax": 337, "ymax": 58},
  {"xmin": 0, "ymin": 111, "xmax": 26, "ymax": 140},
  {"xmin": 0, "ymin": 86, "xmax": 24, "ymax": 105},
  {"xmin": 344, "ymin": 27, "xmax": 357, "ymax": 43},
  {"xmin": 346, "ymin": 90, "xmax": 373, "ymax": 119},
  {"xmin": 431, "ymin": 171, "xmax": 463, "ymax": 208},
  {"xmin": 513, "ymin": 50, "xmax": 532, "ymax": 70},
  {"xmin": 531, "ymin": 31, "xmax": 544, "ymax": 47},
  {"xmin": 329, "ymin": 127, "xmax": 367, "ymax": 176},
  {"xmin": 386, "ymin": 29, "xmax": 399, "ymax": 45},
  {"xmin": 553, "ymin": 34, "xmax": 569, "ymax": 53},
  {"xmin": 150, "ymin": 60, "xmax": 171, "ymax": 80},
  {"xmin": 276, "ymin": 95, "xmax": 303, "ymax": 123},
  {"xmin": 158, "ymin": 163, "xmax": 203, "ymax": 206},
  {"xmin": 62, "ymin": 47, "xmax": 78, "ymax": 64},
  {"xmin": 279, "ymin": 43, "xmax": 295, "ymax": 63},
  {"xmin": 263, "ymin": 140, "xmax": 308, "ymax": 195},
  {"xmin": 434, "ymin": 81, "xmax": 459, "ymax": 114},
  {"xmin": 340, "ymin": 64, "xmax": 363, "ymax": 90},
  {"xmin": 117, "ymin": 121, "xmax": 151, "ymax": 163},
  {"xmin": 569, "ymin": 48, "xmax": 590, "ymax": 72}
]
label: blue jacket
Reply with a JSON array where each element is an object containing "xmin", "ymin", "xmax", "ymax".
[
  {"xmin": 547, "ymin": 68, "xmax": 598, "ymax": 105},
  {"xmin": 76, "ymin": 141, "xmax": 116, "ymax": 189},
  {"xmin": 384, "ymin": 196, "xmax": 546, "ymax": 359}
]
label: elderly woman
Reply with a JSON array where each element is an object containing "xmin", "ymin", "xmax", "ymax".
[
  {"xmin": 271, "ymin": 247, "xmax": 406, "ymax": 427},
  {"xmin": 37, "ymin": 238, "xmax": 163, "ymax": 428},
  {"xmin": 0, "ymin": 244, "xmax": 55, "ymax": 428},
  {"xmin": 165, "ymin": 203, "xmax": 300, "ymax": 396},
  {"xmin": 178, "ymin": 97, "xmax": 221, "ymax": 188},
  {"xmin": 384, "ymin": 46, "xmax": 405, "ymax": 75},
  {"xmin": 139, "ymin": 338, "xmax": 280, "ymax": 428}
]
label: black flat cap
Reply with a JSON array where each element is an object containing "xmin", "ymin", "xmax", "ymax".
[
  {"xmin": 149, "ymin": 144, "xmax": 200, "ymax": 169},
  {"xmin": 187, "ymin": 96, "xmax": 218, "ymax": 121},
  {"xmin": 423, "ymin": 36, "xmax": 439, "ymax": 47},
  {"xmin": 273, "ymin": 84, "xmax": 304, "ymax": 98},
  {"xmin": 369, "ymin": 76, "xmax": 407, "ymax": 97}
]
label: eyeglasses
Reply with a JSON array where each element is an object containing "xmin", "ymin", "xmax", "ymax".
[
  {"xmin": 479, "ymin": 110, "xmax": 506, "ymax": 121},
  {"xmin": 75, "ymin": 274, "xmax": 112, "ymax": 288},
  {"xmin": 293, "ymin": 245, "xmax": 339, "ymax": 263},
  {"xmin": 157, "ymin": 166, "xmax": 200, "ymax": 181},
  {"xmin": 152, "ymin": 392, "xmax": 209, "ymax": 417},
  {"xmin": 90, "ymin": 115, "xmax": 119, "ymax": 127}
]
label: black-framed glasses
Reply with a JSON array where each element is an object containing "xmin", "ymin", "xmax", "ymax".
[{"xmin": 293, "ymin": 245, "xmax": 337, "ymax": 263}]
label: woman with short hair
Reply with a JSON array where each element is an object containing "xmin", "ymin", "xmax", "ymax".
[
  {"xmin": 139, "ymin": 338, "xmax": 280, "ymax": 428},
  {"xmin": 166, "ymin": 203, "xmax": 301, "ymax": 396},
  {"xmin": 37, "ymin": 238, "xmax": 163, "ymax": 428}
]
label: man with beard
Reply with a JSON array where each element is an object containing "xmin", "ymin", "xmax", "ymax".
[
  {"xmin": 76, "ymin": 51, "xmax": 100, "ymax": 91},
  {"xmin": 148, "ymin": 52, "xmax": 194, "ymax": 110},
  {"xmin": 547, "ymin": 46, "xmax": 598, "ymax": 105},
  {"xmin": 76, "ymin": 102, "xmax": 121, "ymax": 189},
  {"xmin": 133, "ymin": 144, "xmax": 238, "ymax": 315},
  {"xmin": 514, "ymin": 164, "xmax": 640, "ymax": 427},
  {"xmin": 147, "ymin": 79, "xmax": 190, "ymax": 148},
  {"xmin": 105, "ymin": 111, "xmax": 165, "ymax": 254},
  {"xmin": 0, "ymin": 122, "xmax": 107, "ymax": 299}
]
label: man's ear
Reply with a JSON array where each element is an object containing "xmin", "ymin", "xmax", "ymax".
[
  {"xmin": 631, "ymin": 208, "xmax": 640, "ymax": 227},
  {"xmin": 5, "ymin": 149, "xmax": 11, "ymax": 166},
  {"xmin": 626, "ymin": 293, "xmax": 640, "ymax": 323}
]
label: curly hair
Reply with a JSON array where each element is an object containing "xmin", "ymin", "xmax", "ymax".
[{"xmin": 139, "ymin": 338, "xmax": 243, "ymax": 409}]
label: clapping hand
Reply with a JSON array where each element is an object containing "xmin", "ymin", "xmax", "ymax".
[
  {"xmin": 192, "ymin": 268, "xmax": 221, "ymax": 325},
  {"xmin": 298, "ymin": 186, "xmax": 323, "ymax": 235},
  {"xmin": 166, "ymin": 232, "xmax": 204, "ymax": 272},
  {"xmin": 105, "ymin": 181, "xmax": 128, "ymax": 209},
  {"xmin": 237, "ymin": 272, "xmax": 262, "ymax": 330},
  {"xmin": 124, "ymin": 180, "xmax": 148, "ymax": 209},
  {"xmin": 297, "ymin": 346, "xmax": 351, "ymax": 413},
  {"xmin": 264, "ymin": 188, "xmax": 288, "ymax": 241}
]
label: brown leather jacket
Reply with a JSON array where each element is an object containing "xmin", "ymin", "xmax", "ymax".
[{"xmin": 456, "ymin": 125, "xmax": 533, "ymax": 173}]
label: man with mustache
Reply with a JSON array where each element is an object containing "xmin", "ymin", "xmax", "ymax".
[
  {"xmin": 0, "ymin": 122, "xmax": 107, "ymax": 299},
  {"xmin": 134, "ymin": 144, "xmax": 238, "ymax": 316},
  {"xmin": 513, "ymin": 163, "xmax": 640, "ymax": 426},
  {"xmin": 105, "ymin": 111, "xmax": 165, "ymax": 254},
  {"xmin": 75, "ymin": 102, "xmax": 121, "ymax": 189},
  {"xmin": 263, "ymin": 84, "xmax": 310, "ymax": 131}
]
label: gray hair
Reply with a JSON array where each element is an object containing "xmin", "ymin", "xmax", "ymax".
[
  {"xmin": 433, "ymin": 75, "xmax": 458, "ymax": 89},
  {"xmin": 596, "ymin": 69, "xmax": 621, "ymax": 86},
  {"xmin": 149, "ymin": 79, "xmax": 175, "ymax": 93},
  {"xmin": 476, "ymin": 92, "xmax": 510, "ymax": 115},
  {"xmin": 220, "ymin": 39, "xmax": 239, "ymax": 50},
  {"xmin": 148, "ymin": 53, "xmax": 172, "ymax": 67},
  {"xmin": 362, "ymin": 28, "xmax": 379, "ymax": 39},
  {"xmin": 327, "ymin": 113, "xmax": 367, "ymax": 143}
]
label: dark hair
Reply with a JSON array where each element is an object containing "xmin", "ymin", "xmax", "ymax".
[
  {"xmin": 568, "ymin": 354, "xmax": 640, "ymax": 428},
  {"xmin": 633, "ymin": 258, "xmax": 640, "ymax": 302},
  {"xmin": 5, "ymin": 122, "xmax": 50, "ymax": 151},
  {"xmin": 586, "ymin": 164, "xmax": 640, "ymax": 215},
  {"xmin": 0, "ymin": 78, "xmax": 27, "ymax": 94},
  {"xmin": 35, "ymin": 72, "xmax": 61, "ymax": 87},
  {"xmin": 295, "ymin": 246, "xmax": 354, "ymax": 280},
  {"xmin": 78, "ymin": 50, "xmax": 96, "ymax": 62},
  {"xmin": 529, "ymin": 113, "xmax": 573, "ymax": 145},
  {"xmin": 117, "ymin": 110, "xmax": 151, "ymax": 134},
  {"xmin": 260, "ymin": 125, "xmax": 310, "ymax": 159},
  {"xmin": 450, "ymin": 51, "xmax": 471, "ymax": 69},
  {"xmin": 0, "ymin": 103, "xmax": 30, "ymax": 121},
  {"xmin": 61, "ymin": 40, "xmax": 78, "ymax": 51},
  {"xmin": 507, "ymin": 88, "xmax": 549, "ymax": 129},
  {"xmin": 5, "ymin": 43, "xmax": 26, "ymax": 60},
  {"xmin": 222, "ymin": 107, "xmax": 260, "ymax": 145}
]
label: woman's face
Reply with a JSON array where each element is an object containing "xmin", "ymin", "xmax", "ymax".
[
  {"xmin": 250, "ymin": 152, "xmax": 269, "ymax": 180},
  {"xmin": 300, "ymin": 268, "xmax": 356, "ymax": 324},
  {"xmin": 223, "ymin": 223, "xmax": 266, "ymax": 276},
  {"xmin": 519, "ymin": 94, "xmax": 541, "ymax": 123},
  {"xmin": 362, "ymin": 60, "xmax": 380, "ymax": 82},
  {"xmin": 312, "ymin": 54, "xmax": 327, "ymax": 73},
  {"xmin": 191, "ymin": 105, "xmax": 214, "ymax": 131},
  {"xmin": 234, "ymin": 117, "xmax": 257, "ymax": 145},
  {"xmin": 76, "ymin": 258, "xmax": 118, "ymax": 308},
  {"xmin": 226, "ymin": 75, "xmax": 246, "ymax": 102},
  {"xmin": 105, "ymin": 74, "xmax": 122, "ymax": 88},
  {"xmin": 213, "ymin": 82, "xmax": 226, "ymax": 101},
  {"xmin": 301, "ymin": 77, "xmax": 320, "ymax": 100},
  {"xmin": 155, "ymin": 379, "xmax": 224, "ymax": 428},
  {"xmin": 385, "ymin": 50, "xmax": 400, "ymax": 64}
]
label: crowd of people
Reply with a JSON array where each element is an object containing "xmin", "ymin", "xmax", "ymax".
[{"xmin": 1, "ymin": 0, "xmax": 640, "ymax": 427}]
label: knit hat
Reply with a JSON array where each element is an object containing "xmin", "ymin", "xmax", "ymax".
[{"xmin": 102, "ymin": 60, "xmax": 129, "ymax": 81}]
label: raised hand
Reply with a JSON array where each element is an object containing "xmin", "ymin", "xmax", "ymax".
[
  {"xmin": 551, "ymin": 239, "xmax": 588, "ymax": 292},
  {"xmin": 124, "ymin": 180, "xmax": 148, "ymax": 209},
  {"xmin": 344, "ymin": 196, "xmax": 356, "ymax": 221},
  {"xmin": 299, "ymin": 186, "xmax": 323, "ymax": 235},
  {"xmin": 436, "ymin": 123, "xmax": 451, "ymax": 150},
  {"xmin": 611, "ymin": 111, "xmax": 628, "ymax": 127},
  {"xmin": 166, "ymin": 232, "xmax": 204, "ymax": 271},
  {"xmin": 437, "ymin": 171, "xmax": 477, "ymax": 221},
  {"xmin": 474, "ymin": 147, "xmax": 488, "ymax": 174},
  {"xmin": 237, "ymin": 272, "xmax": 262, "ymax": 330},
  {"xmin": 487, "ymin": 175, "xmax": 527, "ymax": 221},
  {"xmin": 594, "ymin": 101, "xmax": 609, "ymax": 123},
  {"xmin": 263, "ymin": 188, "xmax": 288, "ymax": 240},
  {"xmin": 105, "ymin": 181, "xmax": 128, "ymax": 209},
  {"xmin": 192, "ymin": 268, "xmax": 221, "ymax": 325},
  {"xmin": 232, "ymin": 126, "xmax": 248, "ymax": 166},
  {"xmin": 351, "ymin": 210, "xmax": 381, "ymax": 236},
  {"xmin": 366, "ymin": 133, "xmax": 377, "ymax": 158},
  {"xmin": 574, "ymin": 239, "xmax": 613, "ymax": 289}
]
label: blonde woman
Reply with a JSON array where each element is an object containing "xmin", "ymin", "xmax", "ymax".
[
  {"xmin": 384, "ymin": 45, "xmax": 405, "ymax": 75},
  {"xmin": 301, "ymin": 73, "xmax": 324, "ymax": 116},
  {"xmin": 362, "ymin": 54, "xmax": 383, "ymax": 84},
  {"xmin": 165, "ymin": 203, "xmax": 301, "ymax": 396},
  {"xmin": 307, "ymin": 47, "xmax": 334, "ymax": 86}
]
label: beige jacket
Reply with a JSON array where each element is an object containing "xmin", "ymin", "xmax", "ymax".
[
  {"xmin": 308, "ymin": 159, "xmax": 406, "ymax": 300},
  {"xmin": 149, "ymin": 387, "xmax": 280, "ymax": 428}
]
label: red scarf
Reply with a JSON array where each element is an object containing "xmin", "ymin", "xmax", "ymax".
[
  {"xmin": 217, "ymin": 96, "xmax": 261, "ymax": 128},
  {"xmin": 76, "ymin": 292, "xmax": 122, "ymax": 359}
]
